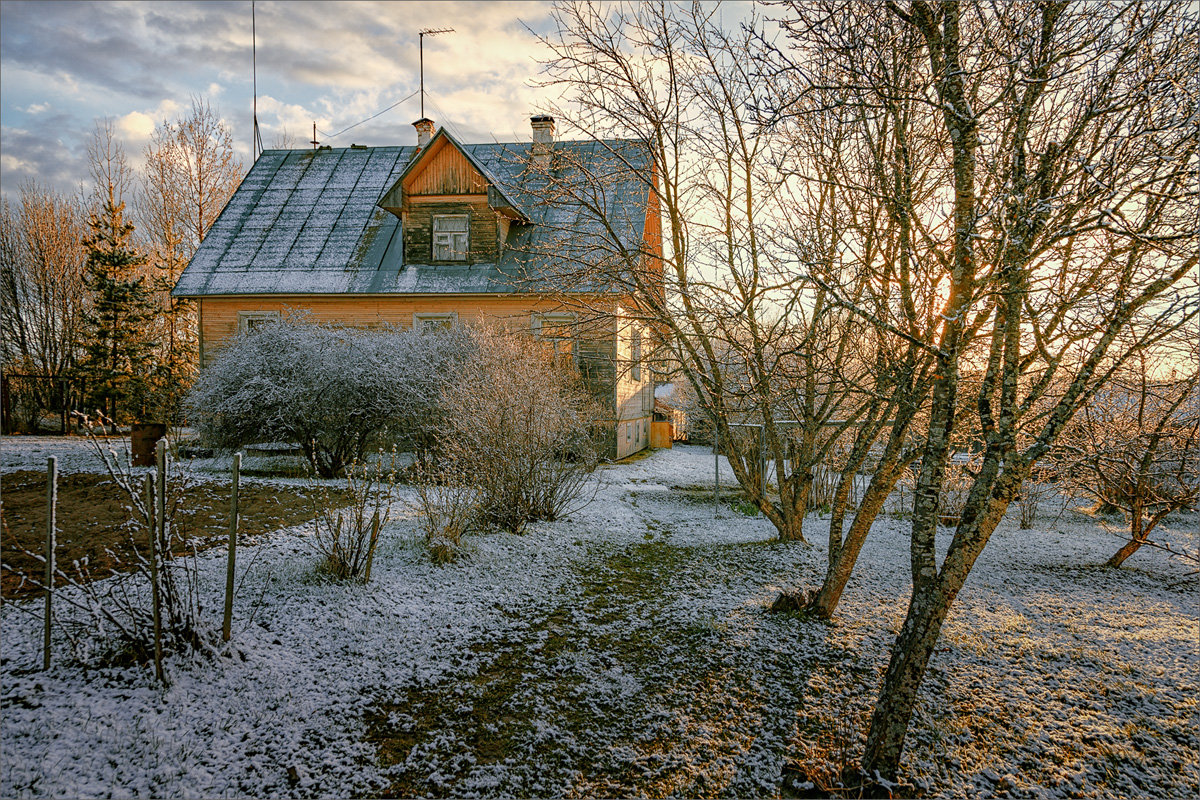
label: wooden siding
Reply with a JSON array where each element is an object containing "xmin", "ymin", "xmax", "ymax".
[
  {"xmin": 403, "ymin": 197, "xmax": 498, "ymax": 265},
  {"xmin": 198, "ymin": 296, "xmax": 612, "ymax": 364},
  {"xmin": 197, "ymin": 294, "xmax": 650, "ymax": 459},
  {"xmin": 403, "ymin": 139, "xmax": 489, "ymax": 196},
  {"xmin": 612, "ymin": 306, "xmax": 654, "ymax": 459}
]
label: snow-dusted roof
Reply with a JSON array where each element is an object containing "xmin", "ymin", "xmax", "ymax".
[{"xmin": 172, "ymin": 134, "xmax": 653, "ymax": 297}]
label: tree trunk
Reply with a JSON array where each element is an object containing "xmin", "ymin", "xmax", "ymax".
[
  {"xmin": 810, "ymin": 461, "xmax": 901, "ymax": 618},
  {"xmin": 858, "ymin": 576, "xmax": 956, "ymax": 781},
  {"xmin": 1107, "ymin": 498, "xmax": 1147, "ymax": 567},
  {"xmin": 1105, "ymin": 535, "xmax": 1147, "ymax": 568}
]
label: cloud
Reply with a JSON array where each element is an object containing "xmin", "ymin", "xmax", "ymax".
[
  {"xmin": 1, "ymin": 1, "xmax": 563, "ymax": 197},
  {"xmin": 117, "ymin": 110, "xmax": 156, "ymax": 141}
]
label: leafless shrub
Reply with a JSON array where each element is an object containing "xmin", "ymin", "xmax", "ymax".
[
  {"xmin": 438, "ymin": 325, "xmax": 602, "ymax": 535},
  {"xmin": 413, "ymin": 460, "xmax": 478, "ymax": 565},
  {"xmin": 309, "ymin": 452, "xmax": 396, "ymax": 581},
  {"xmin": 39, "ymin": 413, "xmax": 214, "ymax": 664},
  {"xmin": 1016, "ymin": 466, "xmax": 1058, "ymax": 530},
  {"xmin": 937, "ymin": 458, "xmax": 978, "ymax": 528}
]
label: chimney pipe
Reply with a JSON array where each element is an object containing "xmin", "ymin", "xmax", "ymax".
[
  {"xmin": 413, "ymin": 118, "xmax": 435, "ymax": 149},
  {"xmin": 530, "ymin": 115, "xmax": 555, "ymax": 167}
]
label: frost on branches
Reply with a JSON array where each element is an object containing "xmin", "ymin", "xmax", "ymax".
[{"xmin": 185, "ymin": 315, "xmax": 469, "ymax": 477}]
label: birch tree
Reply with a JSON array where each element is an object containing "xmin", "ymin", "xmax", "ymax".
[{"xmin": 139, "ymin": 97, "xmax": 243, "ymax": 422}]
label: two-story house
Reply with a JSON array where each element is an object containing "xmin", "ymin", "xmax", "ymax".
[{"xmin": 172, "ymin": 116, "xmax": 662, "ymax": 458}]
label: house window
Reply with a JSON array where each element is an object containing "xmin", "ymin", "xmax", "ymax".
[
  {"xmin": 238, "ymin": 310, "xmax": 279, "ymax": 334},
  {"xmin": 533, "ymin": 312, "xmax": 577, "ymax": 364},
  {"xmin": 433, "ymin": 214, "xmax": 469, "ymax": 261},
  {"xmin": 413, "ymin": 312, "xmax": 458, "ymax": 331},
  {"xmin": 630, "ymin": 325, "xmax": 642, "ymax": 381}
]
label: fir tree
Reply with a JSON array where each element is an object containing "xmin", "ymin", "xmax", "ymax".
[{"xmin": 78, "ymin": 200, "xmax": 158, "ymax": 421}]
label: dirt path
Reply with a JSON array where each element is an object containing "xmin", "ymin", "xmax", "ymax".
[{"xmin": 365, "ymin": 490, "xmax": 822, "ymax": 797}]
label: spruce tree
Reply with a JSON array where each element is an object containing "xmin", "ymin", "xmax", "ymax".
[{"xmin": 79, "ymin": 200, "xmax": 158, "ymax": 422}]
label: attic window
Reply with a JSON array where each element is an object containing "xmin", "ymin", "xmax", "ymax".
[{"xmin": 433, "ymin": 214, "xmax": 469, "ymax": 261}]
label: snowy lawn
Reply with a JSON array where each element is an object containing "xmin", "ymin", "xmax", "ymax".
[{"xmin": 1, "ymin": 439, "xmax": 1196, "ymax": 798}]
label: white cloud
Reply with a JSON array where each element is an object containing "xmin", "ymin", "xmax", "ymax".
[
  {"xmin": 21, "ymin": 101, "xmax": 50, "ymax": 114},
  {"xmin": 117, "ymin": 110, "xmax": 156, "ymax": 140}
]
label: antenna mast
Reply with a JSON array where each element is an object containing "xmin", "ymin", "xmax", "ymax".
[
  {"xmin": 252, "ymin": 0, "xmax": 263, "ymax": 160},
  {"xmin": 419, "ymin": 28, "xmax": 454, "ymax": 119}
]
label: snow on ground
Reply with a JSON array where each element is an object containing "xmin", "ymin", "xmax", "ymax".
[{"xmin": 1, "ymin": 441, "xmax": 1196, "ymax": 798}]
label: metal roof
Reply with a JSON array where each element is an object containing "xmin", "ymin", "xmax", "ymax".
[{"xmin": 172, "ymin": 133, "xmax": 653, "ymax": 297}]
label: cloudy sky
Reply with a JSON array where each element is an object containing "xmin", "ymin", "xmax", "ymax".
[{"xmin": 0, "ymin": 0, "xmax": 568, "ymax": 200}]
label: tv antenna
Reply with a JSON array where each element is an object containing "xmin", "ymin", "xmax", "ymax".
[
  {"xmin": 419, "ymin": 28, "xmax": 454, "ymax": 119},
  {"xmin": 251, "ymin": 0, "xmax": 263, "ymax": 160},
  {"xmin": 310, "ymin": 121, "xmax": 319, "ymax": 149}
]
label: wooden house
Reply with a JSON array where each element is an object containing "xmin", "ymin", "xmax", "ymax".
[{"xmin": 172, "ymin": 116, "xmax": 663, "ymax": 458}]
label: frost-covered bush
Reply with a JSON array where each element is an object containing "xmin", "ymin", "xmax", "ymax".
[
  {"xmin": 438, "ymin": 325, "xmax": 602, "ymax": 534},
  {"xmin": 186, "ymin": 315, "xmax": 468, "ymax": 477}
]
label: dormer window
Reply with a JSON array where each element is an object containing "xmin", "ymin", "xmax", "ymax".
[{"xmin": 433, "ymin": 214, "xmax": 469, "ymax": 261}]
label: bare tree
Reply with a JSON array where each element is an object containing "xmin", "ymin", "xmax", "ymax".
[
  {"xmin": 818, "ymin": 0, "xmax": 1200, "ymax": 780},
  {"xmin": 139, "ymin": 96, "xmax": 242, "ymax": 257},
  {"xmin": 139, "ymin": 97, "xmax": 243, "ymax": 422},
  {"xmin": 0, "ymin": 182, "xmax": 89, "ymax": 383},
  {"xmin": 536, "ymin": 1, "xmax": 882, "ymax": 543},
  {"xmin": 766, "ymin": 8, "xmax": 951, "ymax": 617},
  {"xmin": 88, "ymin": 117, "xmax": 134, "ymax": 213},
  {"xmin": 1060, "ymin": 351, "xmax": 1199, "ymax": 566}
]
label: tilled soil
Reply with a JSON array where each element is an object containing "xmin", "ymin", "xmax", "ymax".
[{"xmin": 0, "ymin": 470, "xmax": 347, "ymax": 599}]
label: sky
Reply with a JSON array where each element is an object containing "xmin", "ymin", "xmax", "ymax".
[{"xmin": 0, "ymin": 0, "xmax": 568, "ymax": 201}]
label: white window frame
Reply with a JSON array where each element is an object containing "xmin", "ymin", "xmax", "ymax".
[
  {"xmin": 238, "ymin": 310, "xmax": 279, "ymax": 334},
  {"xmin": 432, "ymin": 214, "xmax": 469, "ymax": 261},
  {"xmin": 413, "ymin": 312, "xmax": 458, "ymax": 331}
]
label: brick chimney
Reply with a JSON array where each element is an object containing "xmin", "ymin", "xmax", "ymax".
[
  {"xmin": 530, "ymin": 115, "xmax": 555, "ymax": 167},
  {"xmin": 413, "ymin": 118, "xmax": 435, "ymax": 149}
]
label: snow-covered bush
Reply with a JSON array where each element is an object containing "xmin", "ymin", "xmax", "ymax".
[
  {"xmin": 437, "ymin": 325, "xmax": 602, "ymax": 534},
  {"xmin": 186, "ymin": 315, "xmax": 468, "ymax": 477}
]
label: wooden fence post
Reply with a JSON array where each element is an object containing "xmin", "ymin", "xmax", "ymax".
[
  {"xmin": 223, "ymin": 452, "xmax": 241, "ymax": 642},
  {"xmin": 43, "ymin": 456, "xmax": 57, "ymax": 670},
  {"xmin": 143, "ymin": 473, "xmax": 164, "ymax": 683}
]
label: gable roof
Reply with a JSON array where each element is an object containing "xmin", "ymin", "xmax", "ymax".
[
  {"xmin": 380, "ymin": 128, "xmax": 528, "ymax": 221},
  {"xmin": 172, "ymin": 131, "xmax": 653, "ymax": 298}
]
